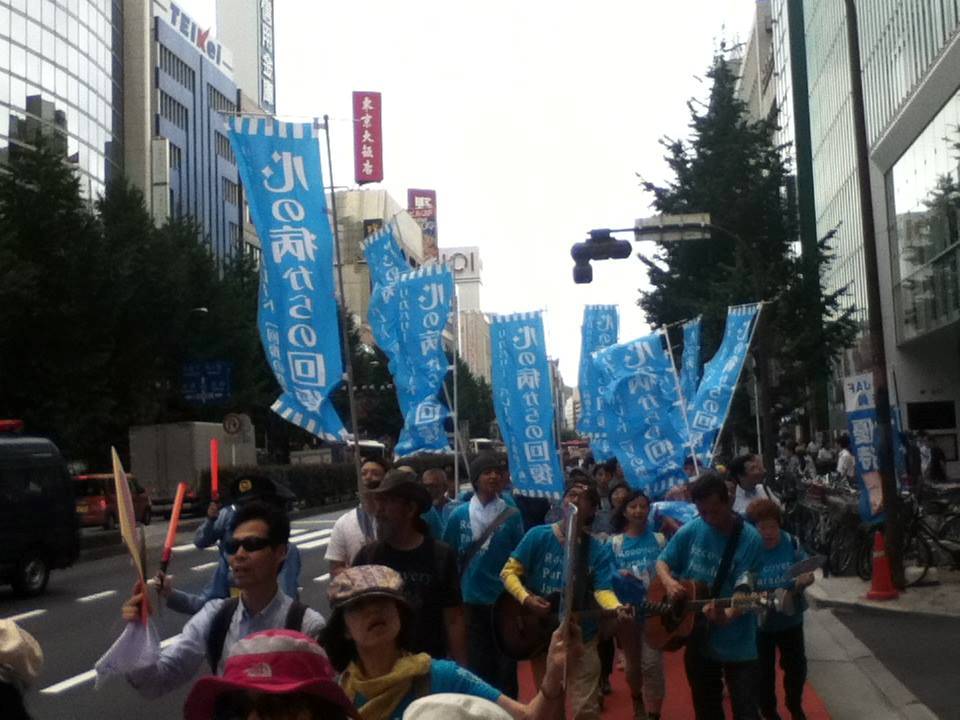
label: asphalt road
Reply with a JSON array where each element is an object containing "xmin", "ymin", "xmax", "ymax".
[
  {"xmin": 832, "ymin": 606, "xmax": 960, "ymax": 720},
  {"xmin": 3, "ymin": 506, "xmax": 350, "ymax": 720}
]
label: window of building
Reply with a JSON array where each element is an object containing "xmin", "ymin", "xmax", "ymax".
[
  {"xmin": 159, "ymin": 45, "xmax": 195, "ymax": 91},
  {"xmin": 215, "ymin": 131, "xmax": 235, "ymax": 163},
  {"xmin": 169, "ymin": 142, "xmax": 181, "ymax": 169},
  {"xmin": 159, "ymin": 90, "xmax": 188, "ymax": 130},
  {"xmin": 222, "ymin": 177, "xmax": 239, "ymax": 205},
  {"xmin": 208, "ymin": 86, "xmax": 236, "ymax": 115}
]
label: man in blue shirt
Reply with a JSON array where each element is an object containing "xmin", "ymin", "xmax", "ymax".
[
  {"xmin": 161, "ymin": 474, "xmax": 301, "ymax": 614},
  {"xmin": 443, "ymin": 453, "xmax": 524, "ymax": 697},
  {"xmin": 656, "ymin": 471, "xmax": 763, "ymax": 720},
  {"xmin": 118, "ymin": 501, "xmax": 325, "ymax": 697}
]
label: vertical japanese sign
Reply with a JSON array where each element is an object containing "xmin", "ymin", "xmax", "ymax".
[
  {"xmin": 392, "ymin": 264, "xmax": 454, "ymax": 456},
  {"xmin": 576, "ymin": 305, "xmax": 619, "ymax": 460},
  {"xmin": 687, "ymin": 303, "xmax": 761, "ymax": 466},
  {"xmin": 407, "ymin": 188, "xmax": 438, "ymax": 260},
  {"xmin": 679, "ymin": 316, "xmax": 702, "ymax": 408},
  {"xmin": 843, "ymin": 373, "xmax": 885, "ymax": 520},
  {"xmin": 228, "ymin": 118, "xmax": 346, "ymax": 440},
  {"xmin": 490, "ymin": 312, "xmax": 564, "ymax": 498},
  {"xmin": 592, "ymin": 332, "xmax": 689, "ymax": 496},
  {"xmin": 353, "ymin": 91, "xmax": 383, "ymax": 184},
  {"xmin": 361, "ymin": 226, "xmax": 408, "ymax": 360}
]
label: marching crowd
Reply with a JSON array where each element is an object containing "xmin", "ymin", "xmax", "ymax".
[{"xmin": 2, "ymin": 452, "xmax": 817, "ymax": 720}]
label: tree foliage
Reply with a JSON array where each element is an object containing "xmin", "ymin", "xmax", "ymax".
[{"xmin": 638, "ymin": 56, "xmax": 857, "ymax": 441}]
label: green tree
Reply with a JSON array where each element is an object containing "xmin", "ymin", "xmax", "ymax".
[
  {"xmin": 448, "ymin": 357, "xmax": 495, "ymax": 439},
  {"xmin": 638, "ymin": 55, "xmax": 856, "ymax": 463}
]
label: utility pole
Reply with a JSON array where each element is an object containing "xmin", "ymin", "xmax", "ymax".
[{"xmin": 843, "ymin": 0, "xmax": 903, "ymax": 587}]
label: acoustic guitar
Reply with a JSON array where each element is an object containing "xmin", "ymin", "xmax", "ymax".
[
  {"xmin": 491, "ymin": 590, "xmax": 674, "ymax": 660},
  {"xmin": 643, "ymin": 575, "xmax": 781, "ymax": 651}
]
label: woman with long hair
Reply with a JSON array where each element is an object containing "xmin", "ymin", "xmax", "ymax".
[
  {"xmin": 320, "ymin": 565, "xmax": 575, "ymax": 720},
  {"xmin": 609, "ymin": 491, "xmax": 666, "ymax": 720}
]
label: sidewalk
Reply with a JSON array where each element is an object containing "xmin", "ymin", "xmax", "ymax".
[{"xmin": 807, "ymin": 568, "xmax": 960, "ymax": 619}]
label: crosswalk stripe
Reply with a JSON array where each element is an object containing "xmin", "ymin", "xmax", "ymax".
[
  {"xmin": 191, "ymin": 561, "xmax": 219, "ymax": 571},
  {"xmin": 290, "ymin": 528, "xmax": 333, "ymax": 545},
  {"xmin": 313, "ymin": 573, "xmax": 330, "ymax": 583},
  {"xmin": 296, "ymin": 538, "xmax": 330, "ymax": 550},
  {"xmin": 4, "ymin": 609, "xmax": 46, "ymax": 622},
  {"xmin": 77, "ymin": 590, "xmax": 117, "ymax": 603}
]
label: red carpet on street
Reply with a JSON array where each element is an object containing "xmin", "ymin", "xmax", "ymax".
[{"xmin": 518, "ymin": 649, "xmax": 831, "ymax": 718}]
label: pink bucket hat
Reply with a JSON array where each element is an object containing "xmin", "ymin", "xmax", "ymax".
[{"xmin": 183, "ymin": 629, "xmax": 358, "ymax": 720}]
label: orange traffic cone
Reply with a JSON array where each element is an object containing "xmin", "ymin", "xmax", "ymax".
[{"xmin": 866, "ymin": 530, "xmax": 899, "ymax": 600}]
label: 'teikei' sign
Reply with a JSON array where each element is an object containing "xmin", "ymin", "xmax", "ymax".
[
  {"xmin": 170, "ymin": 2, "xmax": 222, "ymax": 65},
  {"xmin": 353, "ymin": 91, "xmax": 383, "ymax": 184}
]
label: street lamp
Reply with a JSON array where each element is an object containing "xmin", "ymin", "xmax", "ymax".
[{"xmin": 570, "ymin": 213, "xmax": 713, "ymax": 283}]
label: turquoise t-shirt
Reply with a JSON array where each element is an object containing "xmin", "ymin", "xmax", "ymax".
[
  {"xmin": 353, "ymin": 659, "xmax": 501, "ymax": 720},
  {"xmin": 659, "ymin": 517, "xmax": 763, "ymax": 662},
  {"xmin": 442, "ymin": 503, "xmax": 524, "ymax": 605},
  {"xmin": 609, "ymin": 530, "xmax": 663, "ymax": 580},
  {"xmin": 421, "ymin": 506, "xmax": 445, "ymax": 539},
  {"xmin": 754, "ymin": 530, "xmax": 807, "ymax": 632},
  {"xmin": 510, "ymin": 524, "xmax": 614, "ymax": 641}
]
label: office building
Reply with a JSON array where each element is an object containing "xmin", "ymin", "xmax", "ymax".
[
  {"xmin": 0, "ymin": 0, "xmax": 124, "ymax": 198},
  {"xmin": 804, "ymin": 1, "xmax": 960, "ymax": 473},
  {"xmin": 215, "ymin": 0, "xmax": 275, "ymax": 114},
  {"xmin": 123, "ymin": 0, "xmax": 246, "ymax": 262},
  {"xmin": 439, "ymin": 246, "xmax": 491, "ymax": 382}
]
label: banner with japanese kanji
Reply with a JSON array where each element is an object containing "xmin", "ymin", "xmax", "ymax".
[
  {"xmin": 361, "ymin": 226, "xmax": 407, "ymax": 359},
  {"xmin": 592, "ymin": 332, "xmax": 689, "ymax": 496},
  {"xmin": 228, "ymin": 117, "xmax": 346, "ymax": 440},
  {"xmin": 490, "ymin": 312, "xmax": 564, "ymax": 498},
  {"xmin": 353, "ymin": 91, "xmax": 383, "ymax": 184},
  {"xmin": 843, "ymin": 373, "xmax": 885, "ymax": 520},
  {"xmin": 392, "ymin": 264, "xmax": 454, "ymax": 456},
  {"xmin": 576, "ymin": 305, "xmax": 619, "ymax": 461}
]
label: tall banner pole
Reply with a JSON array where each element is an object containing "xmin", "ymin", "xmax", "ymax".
[
  {"xmin": 452, "ymin": 292, "xmax": 460, "ymax": 496},
  {"xmin": 322, "ymin": 115, "xmax": 364, "ymax": 496},
  {"xmin": 662, "ymin": 329, "xmax": 700, "ymax": 475},
  {"xmin": 709, "ymin": 302, "xmax": 764, "ymax": 463}
]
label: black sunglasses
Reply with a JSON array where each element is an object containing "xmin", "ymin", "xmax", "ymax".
[{"xmin": 223, "ymin": 535, "xmax": 273, "ymax": 555}]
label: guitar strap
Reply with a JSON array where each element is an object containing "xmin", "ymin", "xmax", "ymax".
[
  {"xmin": 459, "ymin": 507, "xmax": 518, "ymax": 579},
  {"xmin": 710, "ymin": 514, "xmax": 744, "ymax": 598}
]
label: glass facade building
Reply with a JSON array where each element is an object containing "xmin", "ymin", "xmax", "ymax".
[{"xmin": 0, "ymin": 0, "xmax": 123, "ymax": 198}]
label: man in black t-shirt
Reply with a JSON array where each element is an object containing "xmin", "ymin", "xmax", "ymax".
[{"xmin": 352, "ymin": 468, "xmax": 467, "ymax": 663}]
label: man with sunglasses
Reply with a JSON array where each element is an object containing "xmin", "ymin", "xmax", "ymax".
[{"xmin": 117, "ymin": 501, "xmax": 326, "ymax": 697}]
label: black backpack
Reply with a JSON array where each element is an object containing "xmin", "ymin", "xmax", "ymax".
[{"xmin": 206, "ymin": 597, "xmax": 309, "ymax": 672}]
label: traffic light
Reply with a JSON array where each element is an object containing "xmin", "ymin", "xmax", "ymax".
[{"xmin": 570, "ymin": 229, "xmax": 633, "ymax": 283}]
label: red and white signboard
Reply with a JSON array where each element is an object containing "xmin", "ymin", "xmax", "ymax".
[
  {"xmin": 353, "ymin": 91, "xmax": 383, "ymax": 184},
  {"xmin": 408, "ymin": 189, "xmax": 438, "ymax": 259}
]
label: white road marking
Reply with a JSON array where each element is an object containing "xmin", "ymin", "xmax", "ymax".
[
  {"xmin": 290, "ymin": 528, "xmax": 332, "ymax": 546},
  {"xmin": 77, "ymin": 590, "xmax": 117, "ymax": 603},
  {"xmin": 40, "ymin": 635, "xmax": 183, "ymax": 695},
  {"xmin": 290, "ymin": 528, "xmax": 309, "ymax": 535},
  {"xmin": 292, "ymin": 518, "xmax": 337, "ymax": 525},
  {"xmin": 4, "ymin": 609, "xmax": 46, "ymax": 622},
  {"xmin": 296, "ymin": 538, "xmax": 330, "ymax": 550},
  {"xmin": 313, "ymin": 573, "xmax": 330, "ymax": 583},
  {"xmin": 191, "ymin": 561, "xmax": 219, "ymax": 571}
]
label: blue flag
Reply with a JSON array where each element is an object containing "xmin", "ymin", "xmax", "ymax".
[
  {"xmin": 228, "ymin": 117, "xmax": 346, "ymax": 440},
  {"xmin": 392, "ymin": 264, "xmax": 454, "ymax": 456},
  {"xmin": 592, "ymin": 332, "xmax": 689, "ymax": 496},
  {"xmin": 490, "ymin": 312, "xmax": 564, "ymax": 498},
  {"xmin": 843, "ymin": 373, "xmax": 887, "ymax": 521},
  {"xmin": 687, "ymin": 303, "xmax": 761, "ymax": 465},
  {"xmin": 576, "ymin": 305, "xmax": 619, "ymax": 460},
  {"xmin": 679, "ymin": 317, "xmax": 702, "ymax": 409},
  {"xmin": 361, "ymin": 227, "xmax": 408, "ymax": 359}
]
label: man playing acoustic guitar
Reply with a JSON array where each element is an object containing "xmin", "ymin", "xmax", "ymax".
[
  {"xmin": 500, "ymin": 480, "xmax": 631, "ymax": 720},
  {"xmin": 655, "ymin": 471, "xmax": 764, "ymax": 720}
]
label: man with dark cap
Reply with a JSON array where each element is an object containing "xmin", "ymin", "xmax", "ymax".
[
  {"xmin": 159, "ymin": 474, "xmax": 301, "ymax": 615},
  {"xmin": 352, "ymin": 468, "xmax": 467, "ymax": 664},
  {"xmin": 442, "ymin": 453, "xmax": 524, "ymax": 697}
]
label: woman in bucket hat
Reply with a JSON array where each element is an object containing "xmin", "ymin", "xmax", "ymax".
[
  {"xmin": 184, "ymin": 628, "xmax": 358, "ymax": 720},
  {"xmin": 320, "ymin": 565, "xmax": 577, "ymax": 720}
]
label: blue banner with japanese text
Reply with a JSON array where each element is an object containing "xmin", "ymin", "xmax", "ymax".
[
  {"xmin": 679, "ymin": 317, "xmax": 702, "ymax": 409},
  {"xmin": 687, "ymin": 303, "xmax": 761, "ymax": 466},
  {"xmin": 392, "ymin": 264, "xmax": 454, "ymax": 456},
  {"xmin": 361, "ymin": 226, "xmax": 408, "ymax": 359},
  {"xmin": 576, "ymin": 305, "xmax": 619, "ymax": 461},
  {"xmin": 228, "ymin": 117, "xmax": 346, "ymax": 440},
  {"xmin": 592, "ymin": 332, "xmax": 689, "ymax": 496},
  {"xmin": 843, "ymin": 373, "xmax": 886, "ymax": 521},
  {"xmin": 490, "ymin": 312, "xmax": 564, "ymax": 498}
]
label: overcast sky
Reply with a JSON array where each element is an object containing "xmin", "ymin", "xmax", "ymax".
[{"xmin": 183, "ymin": 1, "xmax": 756, "ymax": 382}]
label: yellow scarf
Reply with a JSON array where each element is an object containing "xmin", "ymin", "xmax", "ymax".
[{"xmin": 343, "ymin": 652, "xmax": 432, "ymax": 720}]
